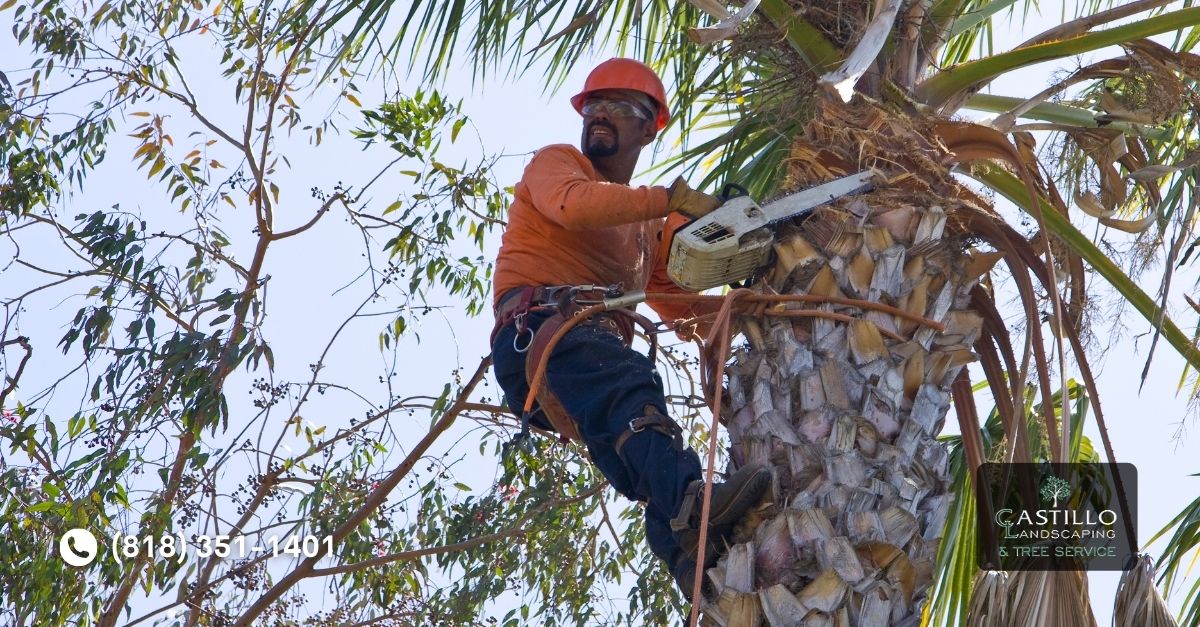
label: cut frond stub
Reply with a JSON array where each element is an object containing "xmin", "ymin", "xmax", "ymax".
[{"xmin": 1114, "ymin": 554, "xmax": 1178, "ymax": 627}]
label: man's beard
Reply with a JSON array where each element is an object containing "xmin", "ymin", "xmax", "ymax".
[{"xmin": 582, "ymin": 121, "xmax": 619, "ymax": 157}]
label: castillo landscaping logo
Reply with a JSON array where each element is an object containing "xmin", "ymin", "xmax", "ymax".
[
  {"xmin": 976, "ymin": 463, "xmax": 1137, "ymax": 571},
  {"xmin": 1041, "ymin": 475, "xmax": 1072, "ymax": 507}
]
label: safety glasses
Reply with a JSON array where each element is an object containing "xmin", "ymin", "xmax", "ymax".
[{"xmin": 580, "ymin": 98, "xmax": 651, "ymax": 121}]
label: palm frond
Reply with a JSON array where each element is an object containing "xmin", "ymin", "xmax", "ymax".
[
  {"xmin": 1147, "ymin": 475, "xmax": 1200, "ymax": 626},
  {"xmin": 918, "ymin": 7, "xmax": 1200, "ymax": 109},
  {"xmin": 756, "ymin": 0, "xmax": 841, "ymax": 70},
  {"xmin": 1007, "ymin": 569, "xmax": 1098, "ymax": 627},
  {"xmin": 294, "ymin": 1, "xmax": 719, "ymax": 111},
  {"xmin": 964, "ymin": 570, "xmax": 1009, "ymax": 626},
  {"xmin": 925, "ymin": 382, "xmax": 1093, "ymax": 626},
  {"xmin": 1115, "ymin": 554, "xmax": 1179, "ymax": 627},
  {"xmin": 968, "ymin": 165, "xmax": 1200, "ymax": 373}
]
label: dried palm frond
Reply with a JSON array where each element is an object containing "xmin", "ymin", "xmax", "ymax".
[
  {"xmin": 964, "ymin": 570, "xmax": 1008, "ymax": 627},
  {"xmin": 1006, "ymin": 568, "xmax": 1098, "ymax": 627},
  {"xmin": 1114, "ymin": 554, "xmax": 1178, "ymax": 627}
]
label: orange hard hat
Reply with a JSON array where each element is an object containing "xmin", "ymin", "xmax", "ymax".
[{"xmin": 570, "ymin": 58, "xmax": 670, "ymax": 131}]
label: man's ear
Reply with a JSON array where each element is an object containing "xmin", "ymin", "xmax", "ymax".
[{"xmin": 639, "ymin": 120, "xmax": 657, "ymax": 147}]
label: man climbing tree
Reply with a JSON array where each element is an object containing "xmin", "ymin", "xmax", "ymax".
[{"xmin": 489, "ymin": 58, "xmax": 769, "ymax": 600}]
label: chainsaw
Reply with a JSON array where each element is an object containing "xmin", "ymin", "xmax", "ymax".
[{"xmin": 666, "ymin": 171, "xmax": 876, "ymax": 291}]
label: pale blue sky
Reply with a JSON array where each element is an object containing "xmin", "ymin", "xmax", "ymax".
[{"xmin": 3, "ymin": 1, "xmax": 1199, "ymax": 624}]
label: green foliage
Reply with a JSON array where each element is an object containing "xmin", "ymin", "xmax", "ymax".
[
  {"xmin": 925, "ymin": 381, "xmax": 1097, "ymax": 626},
  {"xmin": 354, "ymin": 90, "xmax": 504, "ymax": 320},
  {"xmin": 1147, "ymin": 474, "xmax": 1200, "ymax": 627},
  {"xmin": 0, "ymin": 1, "xmax": 542, "ymax": 624}
]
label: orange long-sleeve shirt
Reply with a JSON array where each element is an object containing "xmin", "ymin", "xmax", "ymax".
[{"xmin": 493, "ymin": 144, "xmax": 710, "ymax": 325}]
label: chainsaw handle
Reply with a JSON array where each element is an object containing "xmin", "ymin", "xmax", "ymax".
[
  {"xmin": 718, "ymin": 183, "xmax": 750, "ymax": 201},
  {"xmin": 717, "ymin": 183, "xmax": 756, "ymax": 289},
  {"xmin": 721, "ymin": 184, "xmax": 757, "ymax": 290}
]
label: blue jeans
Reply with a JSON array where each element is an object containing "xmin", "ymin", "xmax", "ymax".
[{"xmin": 491, "ymin": 308, "xmax": 703, "ymax": 570}]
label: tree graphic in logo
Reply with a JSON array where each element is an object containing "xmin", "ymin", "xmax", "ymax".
[{"xmin": 1041, "ymin": 475, "xmax": 1072, "ymax": 508}]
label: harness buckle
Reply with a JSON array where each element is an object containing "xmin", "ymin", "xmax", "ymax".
[
  {"xmin": 541, "ymin": 284, "xmax": 576, "ymax": 303},
  {"xmin": 623, "ymin": 409, "xmax": 686, "ymax": 452},
  {"xmin": 511, "ymin": 311, "xmax": 534, "ymax": 352}
]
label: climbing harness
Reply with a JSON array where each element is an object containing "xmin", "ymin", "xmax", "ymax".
[{"xmin": 493, "ymin": 284, "xmax": 659, "ymax": 449}]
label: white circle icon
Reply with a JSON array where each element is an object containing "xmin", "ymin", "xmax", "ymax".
[{"xmin": 59, "ymin": 528, "xmax": 99, "ymax": 567}]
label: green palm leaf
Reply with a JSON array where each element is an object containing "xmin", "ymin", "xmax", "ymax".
[
  {"xmin": 1146, "ymin": 474, "xmax": 1200, "ymax": 626},
  {"xmin": 926, "ymin": 381, "xmax": 1095, "ymax": 626}
]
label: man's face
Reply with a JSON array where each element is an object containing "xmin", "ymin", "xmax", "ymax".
[{"xmin": 580, "ymin": 90, "xmax": 655, "ymax": 158}]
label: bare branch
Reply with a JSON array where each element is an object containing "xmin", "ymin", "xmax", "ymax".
[
  {"xmin": 12, "ymin": 252, "xmax": 196, "ymax": 334},
  {"xmin": 0, "ymin": 336, "xmax": 32, "ymax": 408},
  {"xmin": 270, "ymin": 192, "xmax": 343, "ymax": 241}
]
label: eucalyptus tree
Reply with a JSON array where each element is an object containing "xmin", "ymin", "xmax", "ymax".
[
  {"xmin": 310, "ymin": 0, "xmax": 1200, "ymax": 625},
  {"xmin": 0, "ymin": 1, "xmax": 533, "ymax": 625}
]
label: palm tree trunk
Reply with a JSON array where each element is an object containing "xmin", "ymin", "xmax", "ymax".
[{"xmin": 704, "ymin": 104, "xmax": 991, "ymax": 627}]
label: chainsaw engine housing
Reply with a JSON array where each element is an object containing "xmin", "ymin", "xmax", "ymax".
[
  {"xmin": 666, "ymin": 172, "xmax": 875, "ymax": 292},
  {"xmin": 666, "ymin": 196, "xmax": 773, "ymax": 291}
]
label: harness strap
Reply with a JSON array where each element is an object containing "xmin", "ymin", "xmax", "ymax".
[
  {"xmin": 491, "ymin": 286, "xmax": 550, "ymax": 347},
  {"xmin": 494, "ymin": 285, "xmax": 662, "ymax": 446},
  {"xmin": 670, "ymin": 479, "xmax": 703, "ymax": 533},
  {"xmin": 614, "ymin": 405, "xmax": 685, "ymax": 456},
  {"xmin": 523, "ymin": 312, "xmax": 584, "ymax": 443}
]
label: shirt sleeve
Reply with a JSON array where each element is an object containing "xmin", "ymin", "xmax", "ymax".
[{"xmin": 523, "ymin": 146, "xmax": 671, "ymax": 230}]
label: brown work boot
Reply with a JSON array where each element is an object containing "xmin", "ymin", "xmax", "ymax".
[
  {"xmin": 670, "ymin": 464, "xmax": 771, "ymax": 558},
  {"xmin": 669, "ymin": 554, "xmax": 715, "ymax": 603}
]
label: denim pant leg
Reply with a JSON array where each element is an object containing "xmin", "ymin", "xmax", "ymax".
[
  {"xmin": 491, "ymin": 312, "xmax": 703, "ymax": 566},
  {"xmin": 644, "ymin": 501, "xmax": 687, "ymax": 571}
]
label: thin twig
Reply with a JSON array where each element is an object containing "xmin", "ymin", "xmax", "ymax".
[
  {"xmin": 310, "ymin": 483, "xmax": 605, "ymax": 577},
  {"xmin": 0, "ymin": 336, "xmax": 31, "ymax": 408},
  {"xmin": 270, "ymin": 192, "xmax": 343, "ymax": 240},
  {"xmin": 231, "ymin": 357, "xmax": 492, "ymax": 626}
]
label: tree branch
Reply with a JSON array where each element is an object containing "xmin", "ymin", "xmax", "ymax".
[
  {"xmin": 270, "ymin": 192, "xmax": 342, "ymax": 241},
  {"xmin": 11, "ymin": 256, "xmax": 196, "ymax": 334},
  {"xmin": 0, "ymin": 336, "xmax": 31, "ymax": 408},
  {"xmin": 231, "ymin": 356, "xmax": 491, "ymax": 626},
  {"xmin": 309, "ymin": 483, "xmax": 605, "ymax": 577}
]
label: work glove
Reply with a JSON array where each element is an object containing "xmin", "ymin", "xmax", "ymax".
[{"xmin": 667, "ymin": 177, "xmax": 722, "ymax": 219}]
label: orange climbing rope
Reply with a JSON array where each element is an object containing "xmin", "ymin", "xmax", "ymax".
[
  {"xmin": 686, "ymin": 288, "xmax": 749, "ymax": 622},
  {"xmin": 518, "ymin": 288, "xmax": 945, "ymax": 625}
]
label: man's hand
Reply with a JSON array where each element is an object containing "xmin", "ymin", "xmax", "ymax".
[{"xmin": 667, "ymin": 177, "xmax": 722, "ymax": 219}]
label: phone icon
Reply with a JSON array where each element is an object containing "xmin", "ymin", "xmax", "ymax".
[{"xmin": 59, "ymin": 528, "xmax": 99, "ymax": 567}]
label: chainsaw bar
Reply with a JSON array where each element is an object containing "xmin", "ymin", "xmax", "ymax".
[
  {"xmin": 759, "ymin": 170, "xmax": 876, "ymax": 226},
  {"xmin": 666, "ymin": 171, "xmax": 875, "ymax": 291}
]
